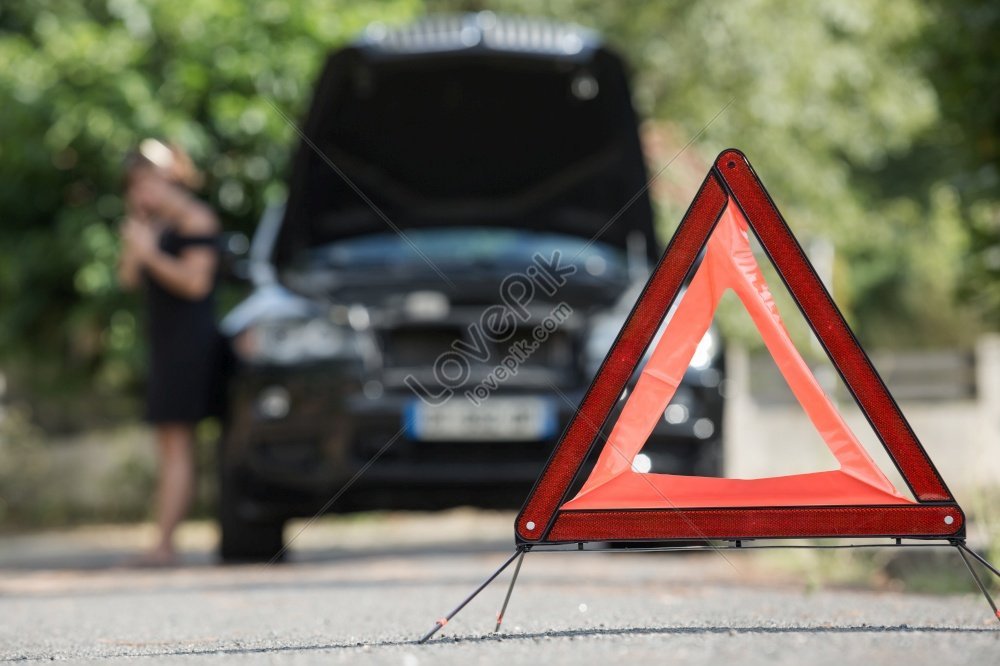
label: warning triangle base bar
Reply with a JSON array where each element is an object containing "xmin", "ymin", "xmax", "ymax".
[{"xmin": 544, "ymin": 505, "xmax": 961, "ymax": 543}]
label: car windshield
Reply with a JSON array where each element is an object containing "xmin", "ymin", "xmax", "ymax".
[{"xmin": 306, "ymin": 227, "xmax": 631, "ymax": 282}]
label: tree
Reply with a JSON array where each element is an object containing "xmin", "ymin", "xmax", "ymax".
[
  {"xmin": 433, "ymin": 0, "xmax": 987, "ymax": 346},
  {"xmin": 0, "ymin": 0, "xmax": 420, "ymax": 426},
  {"xmin": 0, "ymin": 0, "xmax": 993, "ymax": 427},
  {"xmin": 916, "ymin": 0, "xmax": 1000, "ymax": 330}
]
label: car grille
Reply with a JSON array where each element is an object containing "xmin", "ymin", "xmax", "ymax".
[
  {"xmin": 382, "ymin": 326, "xmax": 459, "ymax": 367},
  {"xmin": 380, "ymin": 324, "xmax": 574, "ymax": 373}
]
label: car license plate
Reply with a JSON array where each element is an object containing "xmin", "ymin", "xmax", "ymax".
[{"xmin": 406, "ymin": 397, "xmax": 556, "ymax": 442}]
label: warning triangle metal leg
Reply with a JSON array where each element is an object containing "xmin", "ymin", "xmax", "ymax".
[
  {"xmin": 416, "ymin": 539, "xmax": 999, "ymax": 643},
  {"xmin": 417, "ymin": 548, "xmax": 524, "ymax": 643},
  {"xmin": 957, "ymin": 542, "xmax": 1000, "ymax": 578},
  {"xmin": 494, "ymin": 548, "xmax": 526, "ymax": 633},
  {"xmin": 955, "ymin": 542, "xmax": 1000, "ymax": 623}
]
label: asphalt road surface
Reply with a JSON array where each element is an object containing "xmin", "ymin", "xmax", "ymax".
[{"xmin": 2, "ymin": 511, "xmax": 997, "ymax": 664}]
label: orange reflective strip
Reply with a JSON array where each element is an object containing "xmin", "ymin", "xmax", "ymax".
[{"xmin": 568, "ymin": 202, "xmax": 905, "ymax": 510}]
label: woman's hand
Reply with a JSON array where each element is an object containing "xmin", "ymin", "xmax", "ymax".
[
  {"xmin": 122, "ymin": 217, "xmax": 160, "ymax": 263},
  {"xmin": 118, "ymin": 217, "xmax": 158, "ymax": 291}
]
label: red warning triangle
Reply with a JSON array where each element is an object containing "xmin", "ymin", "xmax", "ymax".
[{"xmin": 516, "ymin": 149, "xmax": 963, "ymax": 544}]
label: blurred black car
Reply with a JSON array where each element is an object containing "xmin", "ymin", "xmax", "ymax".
[{"xmin": 218, "ymin": 14, "xmax": 725, "ymax": 561}]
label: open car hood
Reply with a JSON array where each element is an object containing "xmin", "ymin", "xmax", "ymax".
[{"xmin": 273, "ymin": 14, "xmax": 657, "ymax": 268}]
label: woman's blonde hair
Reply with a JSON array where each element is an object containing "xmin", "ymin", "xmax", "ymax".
[{"xmin": 124, "ymin": 139, "xmax": 204, "ymax": 191}]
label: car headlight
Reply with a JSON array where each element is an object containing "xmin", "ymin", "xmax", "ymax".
[
  {"xmin": 583, "ymin": 313, "xmax": 624, "ymax": 376},
  {"xmin": 234, "ymin": 318, "xmax": 357, "ymax": 364},
  {"xmin": 688, "ymin": 328, "xmax": 717, "ymax": 370},
  {"xmin": 585, "ymin": 312, "xmax": 718, "ymax": 375}
]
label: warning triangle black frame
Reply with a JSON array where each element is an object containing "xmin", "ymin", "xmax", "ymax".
[{"xmin": 514, "ymin": 149, "xmax": 961, "ymax": 545}]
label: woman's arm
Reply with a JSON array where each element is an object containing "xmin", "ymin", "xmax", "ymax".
[
  {"xmin": 141, "ymin": 241, "xmax": 218, "ymax": 301},
  {"xmin": 118, "ymin": 221, "xmax": 144, "ymax": 291},
  {"xmin": 128, "ymin": 188, "xmax": 220, "ymax": 301}
]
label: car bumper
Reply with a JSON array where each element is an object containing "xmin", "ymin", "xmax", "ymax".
[{"xmin": 222, "ymin": 362, "xmax": 724, "ymax": 514}]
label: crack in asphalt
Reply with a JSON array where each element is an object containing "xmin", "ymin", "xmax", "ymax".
[{"xmin": 5, "ymin": 624, "xmax": 996, "ymax": 662}]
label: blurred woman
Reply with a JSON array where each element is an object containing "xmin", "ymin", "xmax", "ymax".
[{"xmin": 118, "ymin": 139, "xmax": 221, "ymax": 566}]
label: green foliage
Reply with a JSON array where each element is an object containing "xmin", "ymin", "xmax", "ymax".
[
  {"xmin": 0, "ymin": 0, "xmax": 995, "ymax": 424},
  {"xmin": 919, "ymin": 0, "xmax": 1000, "ymax": 329},
  {"xmin": 438, "ymin": 0, "xmax": 986, "ymax": 347},
  {"xmin": 0, "ymin": 0, "xmax": 421, "ymax": 424}
]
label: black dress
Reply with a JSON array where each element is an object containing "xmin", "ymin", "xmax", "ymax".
[{"xmin": 143, "ymin": 229, "xmax": 224, "ymax": 424}]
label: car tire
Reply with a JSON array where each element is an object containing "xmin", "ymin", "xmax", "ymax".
[{"xmin": 218, "ymin": 463, "xmax": 286, "ymax": 563}]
